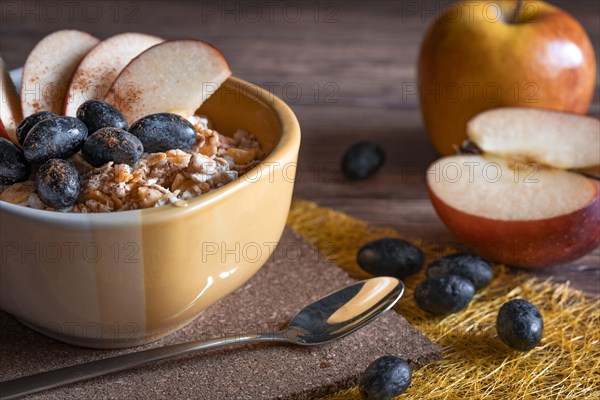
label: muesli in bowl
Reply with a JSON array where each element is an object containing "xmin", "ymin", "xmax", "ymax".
[{"xmin": 1, "ymin": 112, "xmax": 265, "ymax": 212}]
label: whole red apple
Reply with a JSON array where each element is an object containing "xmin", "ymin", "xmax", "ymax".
[{"xmin": 418, "ymin": 0, "xmax": 597, "ymax": 155}]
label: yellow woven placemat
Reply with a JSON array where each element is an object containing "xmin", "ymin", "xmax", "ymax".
[{"xmin": 287, "ymin": 199, "xmax": 600, "ymax": 400}]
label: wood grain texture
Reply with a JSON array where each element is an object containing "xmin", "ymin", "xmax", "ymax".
[{"xmin": 1, "ymin": 0, "xmax": 598, "ymax": 294}]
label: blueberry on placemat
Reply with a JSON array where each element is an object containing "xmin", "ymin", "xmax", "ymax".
[
  {"xmin": 129, "ymin": 113, "xmax": 197, "ymax": 153},
  {"xmin": 16, "ymin": 111, "xmax": 56, "ymax": 145},
  {"xmin": 497, "ymin": 299, "xmax": 543, "ymax": 351},
  {"xmin": 414, "ymin": 275, "xmax": 475, "ymax": 315},
  {"xmin": 341, "ymin": 141, "xmax": 385, "ymax": 180},
  {"xmin": 82, "ymin": 127, "xmax": 144, "ymax": 167},
  {"xmin": 22, "ymin": 117, "xmax": 88, "ymax": 164},
  {"xmin": 77, "ymin": 100, "xmax": 129, "ymax": 133},
  {"xmin": 357, "ymin": 238, "xmax": 424, "ymax": 279},
  {"xmin": 35, "ymin": 159, "xmax": 80, "ymax": 209},
  {"xmin": 0, "ymin": 138, "xmax": 30, "ymax": 185},
  {"xmin": 426, "ymin": 253, "xmax": 493, "ymax": 290},
  {"xmin": 359, "ymin": 355, "xmax": 412, "ymax": 400}
]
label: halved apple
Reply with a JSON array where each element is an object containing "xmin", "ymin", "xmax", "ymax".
[
  {"xmin": 63, "ymin": 33, "xmax": 163, "ymax": 117},
  {"xmin": 20, "ymin": 30, "xmax": 99, "ymax": 116},
  {"xmin": 468, "ymin": 108, "xmax": 600, "ymax": 169},
  {"xmin": 103, "ymin": 40, "xmax": 231, "ymax": 124},
  {"xmin": 0, "ymin": 58, "xmax": 22, "ymax": 143},
  {"xmin": 427, "ymin": 155, "xmax": 599, "ymax": 268}
]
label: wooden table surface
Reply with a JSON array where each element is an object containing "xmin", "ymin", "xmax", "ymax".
[{"xmin": 1, "ymin": 0, "xmax": 598, "ymax": 295}]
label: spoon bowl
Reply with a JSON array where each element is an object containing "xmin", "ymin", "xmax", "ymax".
[{"xmin": 285, "ymin": 277, "xmax": 404, "ymax": 344}]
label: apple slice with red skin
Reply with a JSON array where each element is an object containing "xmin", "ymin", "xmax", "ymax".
[
  {"xmin": 103, "ymin": 40, "xmax": 231, "ymax": 124},
  {"xmin": 468, "ymin": 108, "xmax": 600, "ymax": 169},
  {"xmin": 63, "ymin": 33, "xmax": 164, "ymax": 117},
  {"xmin": 1, "ymin": 58, "xmax": 23, "ymax": 143},
  {"xmin": 21, "ymin": 30, "xmax": 99, "ymax": 117},
  {"xmin": 427, "ymin": 155, "xmax": 600, "ymax": 268}
]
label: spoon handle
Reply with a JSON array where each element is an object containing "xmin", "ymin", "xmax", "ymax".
[{"xmin": 0, "ymin": 332, "xmax": 287, "ymax": 399}]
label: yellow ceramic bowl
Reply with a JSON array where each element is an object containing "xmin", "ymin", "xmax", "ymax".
[{"xmin": 0, "ymin": 77, "xmax": 301, "ymax": 348}]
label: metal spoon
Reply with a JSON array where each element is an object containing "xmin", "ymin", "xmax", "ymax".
[{"xmin": 0, "ymin": 277, "xmax": 404, "ymax": 399}]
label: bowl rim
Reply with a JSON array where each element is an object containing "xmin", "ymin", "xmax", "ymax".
[{"xmin": 0, "ymin": 76, "xmax": 301, "ymax": 227}]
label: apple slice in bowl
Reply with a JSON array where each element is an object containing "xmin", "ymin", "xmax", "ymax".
[
  {"xmin": 20, "ymin": 30, "xmax": 99, "ymax": 116},
  {"xmin": 427, "ymin": 155, "xmax": 600, "ymax": 268},
  {"xmin": 63, "ymin": 33, "xmax": 163, "ymax": 117},
  {"xmin": 104, "ymin": 39, "xmax": 231, "ymax": 124}
]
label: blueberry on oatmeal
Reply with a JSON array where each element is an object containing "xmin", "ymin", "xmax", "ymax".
[
  {"xmin": 0, "ymin": 138, "xmax": 30, "ymax": 185},
  {"xmin": 16, "ymin": 111, "xmax": 56, "ymax": 146},
  {"xmin": 76, "ymin": 100, "xmax": 129, "ymax": 133},
  {"xmin": 129, "ymin": 113, "xmax": 197, "ymax": 153},
  {"xmin": 23, "ymin": 117, "xmax": 88, "ymax": 164},
  {"xmin": 82, "ymin": 127, "xmax": 144, "ymax": 167},
  {"xmin": 35, "ymin": 159, "xmax": 80, "ymax": 209}
]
